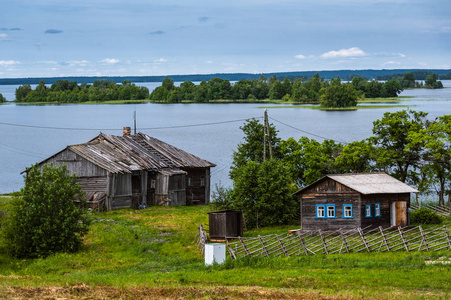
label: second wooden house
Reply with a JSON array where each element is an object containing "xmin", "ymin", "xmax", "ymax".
[{"xmin": 295, "ymin": 173, "xmax": 418, "ymax": 231}]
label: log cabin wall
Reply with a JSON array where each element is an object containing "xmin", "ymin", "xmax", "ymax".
[
  {"xmin": 41, "ymin": 149, "xmax": 108, "ymax": 177},
  {"xmin": 361, "ymin": 193, "xmax": 410, "ymax": 229},
  {"xmin": 168, "ymin": 174, "xmax": 186, "ymax": 206},
  {"xmin": 183, "ymin": 168, "xmax": 209, "ymax": 205},
  {"xmin": 301, "ymin": 192, "xmax": 361, "ymax": 231},
  {"xmin": 300, "ymin": 178, "xmax": 362, "ymax": 231},
  {"xmin": 111, "ymin": 173, "xmax": 132, "ymax": 209}
]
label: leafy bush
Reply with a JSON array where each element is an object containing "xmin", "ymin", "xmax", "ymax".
[
  {"xmin": 1, "ymin": 164, "xmax": 90, "ymax": 258},
  {"xmin": 410, "ymin": 207, "xmax": 442, "ymax": 225}
]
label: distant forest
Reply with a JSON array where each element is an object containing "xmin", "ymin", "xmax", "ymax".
[{"xmin": 1, "ymin": 69, "xmax": 451, "ymax": 85}]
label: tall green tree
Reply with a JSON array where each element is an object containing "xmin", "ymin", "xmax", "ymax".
[
  {"xmin": 162, "ymin": 76, "xmax": 175, "ymax": 91},
  {"xmin": 334, "ymin": 140, "xmax": 376, "ymax": 173},
  {"xmin": 371, "ymin": 110, "xmax": 428, "ymax": 183},
  {"xmin": 320, "ymin": 84, "xmax": 359, "ymax": 108},
  {"xmin": 231, "ymin": 159, "xmax": 298, "ymax": 229},
  {"xmin": 15, "ymin": 84, "xmax": 32, "ymax": 101},
  {"xmin": 230, "ymin": 118, "xmax": 280, "ymax": 180},
  {"xmin": 409, "ymin": 115, "xmax": 451, "ymax": 207}
]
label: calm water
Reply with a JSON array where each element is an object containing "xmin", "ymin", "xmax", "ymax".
[{"xmin": 0, "ymin": 81, "xmax": 450, "ymax": 194}]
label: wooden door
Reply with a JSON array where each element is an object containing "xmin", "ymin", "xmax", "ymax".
[{"xmin": 391, "ymin": 201, "xmax": 407, "ymax": 227}]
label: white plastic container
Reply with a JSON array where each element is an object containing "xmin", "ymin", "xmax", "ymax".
[{"xmin": 205, "ymin": 243, "xmax": 226, "ymax": 266}]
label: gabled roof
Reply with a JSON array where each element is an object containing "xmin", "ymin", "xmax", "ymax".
[
  {"xmin": 295, "ymin": 173, "xmax": 419, "ymax": 195},
  {"xmin": 38, "ymin": 132, "xmax": 215, "ymax": 174}
]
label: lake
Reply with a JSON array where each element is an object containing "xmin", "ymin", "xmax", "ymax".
[{"xmin": 0, "ymin": 81, "xmax": 450, "ymax": 194}]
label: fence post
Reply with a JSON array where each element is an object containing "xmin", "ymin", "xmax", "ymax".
[
  {"xmin": 398, "ymin": 227, "xmax": 410, "ymax": 252},
  {"xmin": 276, "ymin": 234, "xmax": 288, "ymax": 256},
  {"xmin": 239, "ymin": 236, "xmax": 249, "ymax": 255},
  {"xmin": 444, "ymin": 225, "xmax": 451, "ymax": 250},
  {"xmin": 358, "ymin": 227, "xmax": 371, "ymax": 252},
  {"xmin": 418, "ymin": 226, "xmax": 430, "ymax": 251},
  {"xmin": 319, "ymin": 230, "xmax": 329, "ymax": 254},
  {"xmin": 225, "ymin": 238, "xmax": 237, "ymax": 259},
  {"xmin": 296, "ymin": 231, "xmax": 309, "ymax": 255},
  {"xmin": 339, "ymin": 228, "xmax": 350, "ymax": 253},
  {"xmin": 379, "ymin": 226, "xmax": 391, "ymax": 251},
  {"xmin": 258, "ymin": 235, "xmax": 270, "ymax": 257}
]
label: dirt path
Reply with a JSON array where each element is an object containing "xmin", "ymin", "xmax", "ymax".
[{"xmin": 0, "ymin": 285, "xmax": 347, "ymax": 300}]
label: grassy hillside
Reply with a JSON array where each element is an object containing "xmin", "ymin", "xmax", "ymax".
[{"xmin": 0, "ymin": 196, "xmax": 449, "ymax": 299}]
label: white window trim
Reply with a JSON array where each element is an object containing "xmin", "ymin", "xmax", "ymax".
[
  {"xmin": 365, "ymin": 204, "xmax": 372, "ymax": 218},
  {"xmin": 343, "ymin": 204, "xmax": 353, "ymax": 219}
]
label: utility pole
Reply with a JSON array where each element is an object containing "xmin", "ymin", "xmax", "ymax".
[
  {"xmin": 263, "ymin": 109, "xmax": 272, "ymax": 161},
  {"xmin": 263, "ymin": 110, "xmax": 267, "ymax": 161},
  {"xmin": 133, "ymin": 109, "xmax": 137, "ymax": 135}
]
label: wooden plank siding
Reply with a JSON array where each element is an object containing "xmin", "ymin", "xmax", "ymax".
[
  {"xmin": 184, "ymin": 168, "xmax": 210, "ymax": 205},
  {"xmin": 301, "ymin": 193, "xmax": 361, "ymax": 231},
  {"xmin": 361, "ymin": 193, "xmax": 410, "ymax": 229},
  {"xmin": 302, "ymin": 178, "xmax": 355, "ymax": 194},
  {"xmin": 41, "ymin": 148, "xmax": 107, "ymax": 177}
]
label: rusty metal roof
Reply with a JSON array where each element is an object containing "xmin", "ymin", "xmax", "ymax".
[
  {"xmin": 296, "ymin": 173, "xmax": 419, "ymax": 195},
  {"xmin": 63, "ymin": 132, "xmax": 215, "ymax": 174}
]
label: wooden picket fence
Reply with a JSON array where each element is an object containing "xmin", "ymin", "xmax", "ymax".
[
  {"xmin": 224, "ymin": 224, "xmax": 451, "ymax": 259},
  {"xmin": 411, "ymin": 203, "xmax": 451, "ymax": 217}
]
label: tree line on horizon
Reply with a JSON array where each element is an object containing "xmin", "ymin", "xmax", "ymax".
[
  {"xmin": 2, "ymin": 68, "xmax": 451, "ymax": 86},
  {"xmin": 150, "ymin": 74, "xmax": 404, "ymax": 106},
  {"xmin": 13, "ymin": 71, "xmax": 442, "ymax": 106}
]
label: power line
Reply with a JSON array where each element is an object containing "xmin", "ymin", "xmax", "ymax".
[
  {"xmin": 269, "ymin": 117, "xmax": 349, "ymax": 144},
  {"xmin": 0, "ymin": 143, "xmax": 47, "ymax": 159},
  {"xmin": 0, "ymin": 117, "xmax": 263, "ymax": 131},
  {"xmin": 140, "ymin": 118, "xmax": 262, "ymax": 130}
]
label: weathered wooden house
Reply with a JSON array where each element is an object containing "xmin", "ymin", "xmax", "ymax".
[
  {"xmin": 294, "ymin": 173, "xmax": 418, "ymax": 231},
  {"xmin": 33, "ymin": 129, "xmax": 215, "ymax": 210}
]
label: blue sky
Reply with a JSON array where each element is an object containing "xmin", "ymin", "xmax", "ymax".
[{"xmin": 1, "ymin": 0, "xmax": 450, "ymax": 78}]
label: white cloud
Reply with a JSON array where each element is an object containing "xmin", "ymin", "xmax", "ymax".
[
  {"xmin": 100, "ymin": 58, "xmax": 119, "ymax": 64},
  {"xmin": 441, "ymin": 26, "xmax": 451, "ymax": 33},
  {"xmin": 383, "ymin": 61, "xmax": 401, "ymax": 66},
  {"xmin": 294, "ymin": 54, "xmax": 306, "ymax": 59},
  {"xmin": 61, "ymin": 60, "xmax": 89, "ymax": 67},
  {"xmin": 321, "ymin": 47, "xmax": 366, "ymax": 58},
  {"xmin": 153, "ymin": 58, "xmax": 168, "ymax": 63},
  {"xmin": 206, "ymin": 60, "xmax": 213, "ymax": 64},
  {"xmin": 0, "ymin": 33, "xmax": 9, "ymax": 40},
  {"xmin": 0, "ymin": 60, "xmax": 19, "ymax": 66}
]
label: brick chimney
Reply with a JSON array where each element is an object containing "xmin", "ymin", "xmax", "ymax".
[{"xmin": 123, "ymin": 127, "xmax": 131, "ymax": 137}]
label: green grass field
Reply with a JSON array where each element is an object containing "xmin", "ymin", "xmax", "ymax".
[{"xmin": 0, "ymin": 196, "xmax": 449, "ymax": 299}]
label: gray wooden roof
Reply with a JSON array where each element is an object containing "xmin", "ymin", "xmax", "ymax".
[
  {"xmin": 296, "ymin": 173, "xmax": 419, "ymax": 195},
  {"xmin": 49, "ymin": 132, "xmax": 215, "ymax": 174}
]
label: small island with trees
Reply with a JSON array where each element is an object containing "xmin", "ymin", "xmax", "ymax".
[{"xmin": 12, "ymin": 71, "xmax": 444, "ymax": 109}]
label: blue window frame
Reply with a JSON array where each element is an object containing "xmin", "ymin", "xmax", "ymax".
[
  {"xmin": 365, "ymin": 204, "xmax": 372, "ymax": 217},
  {"xmin": 342, "ymin": 204, "xmax": 353, "ymax": 218},
  {"xmin": 316, "ymin": 204, "xmax": 336, "ymax": 218},
  {"xmin": 316, "ymin": 205, "xmax": 325, "ymax": 218},
  {"xmin": 375, "ymin": 203, "xmax": 381, "ymax": 217},
  {"xmin": 326, "ymin": 204, "xmax": 336, "ymax": 218}
]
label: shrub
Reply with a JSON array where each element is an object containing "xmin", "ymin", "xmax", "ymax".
[
  {"xmin": 1, "ymin": 164, "xmax": 90, "ymax": 258},
  {"xmin": 410, "ymin": 207, "xmax": 442, "ymax": 225},
  {"xmin": 211, "ymin": 184, "xmax": 234, "ymax": 210}
]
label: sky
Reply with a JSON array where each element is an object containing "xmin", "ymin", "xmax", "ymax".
[{"xmin": 1, "ymin": 0, "xmax": 450, "ymax": 78}]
